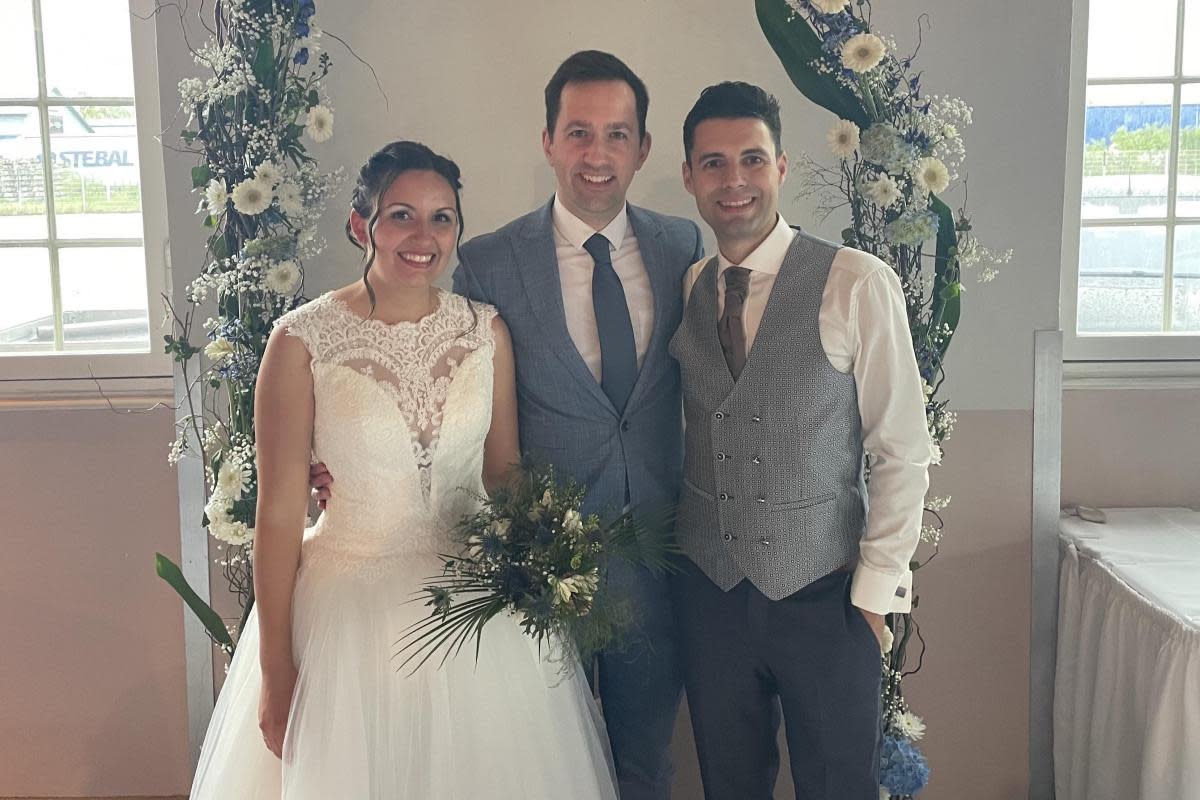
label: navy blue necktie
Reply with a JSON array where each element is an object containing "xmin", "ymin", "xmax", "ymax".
[{"xmin": 585, "ymin": 233, "xmax": 637, "ymax": 413}]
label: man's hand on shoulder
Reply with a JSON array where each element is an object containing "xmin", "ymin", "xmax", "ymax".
[{"xmin": 310, "ymin": 461, "xmax": 333, "ymax": 509}]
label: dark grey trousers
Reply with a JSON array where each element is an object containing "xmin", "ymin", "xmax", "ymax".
[{"xmin": 670, "ymin": 557, "xmax": 882, "ymax": 800}]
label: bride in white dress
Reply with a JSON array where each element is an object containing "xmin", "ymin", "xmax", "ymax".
[{"xmin": 190, "ymin": 141, "xmax": 617, "ymax": 799}]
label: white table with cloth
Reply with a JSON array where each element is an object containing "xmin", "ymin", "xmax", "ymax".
[{"xmin": 1055, "ymin": 507, "xmax": 1200, "ymax": 800}]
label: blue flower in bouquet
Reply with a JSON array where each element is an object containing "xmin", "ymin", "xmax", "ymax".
[
  {"xmin": 879, "ymin": 734, "xmax": 930, "ymax": 796},
  {"xmin": 293, "ymin": 48, "xmax": 309, "ymax": 65},
  {"xmin": 883, "ymin": 209, "xmax": 939, "ymax": 248},
  {"xmin": 294, "ymin": 19, "xmax": 310, "ymax": 37}
]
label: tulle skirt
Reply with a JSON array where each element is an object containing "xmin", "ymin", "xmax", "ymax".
[{"xmin": 190, "ymin": 539, "xmax": 617, "ymax": 799}]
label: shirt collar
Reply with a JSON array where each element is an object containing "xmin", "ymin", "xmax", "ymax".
[
  {"xmin": 717, "ymin": 214, "xmax": 795, "ymax": 277},
  {"xmin": 552, "ymin": 193, "xmax": 629, "ymax": 253}
]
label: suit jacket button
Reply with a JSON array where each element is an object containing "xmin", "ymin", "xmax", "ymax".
[
  {"xmin": 750, "ymin": 415, "xmax": 762, "ymax": 423},
  {"xmin": 751, "ymin": 457, "xmax": 761, "ymax": 465},
  {"xmin": 714, "ymin": 412, "xmax": 725, "ymax": 421},
  {"xmin": 621, "ymin": 420, "xmax": 631, "ymax": 432},
  {"xmin": 718, "ymin": 492, "xmax": 729, "ymax": 501},
  {"xmin": 722, "ymin": 533, "xmax": 733, "ymax": 542},
  {"xmin": 759, "ymin": 538, "xmax": 771, "ymax": 546},
  {"xmin": 716, "ymin": 452, "xmax": 727, "ymax": 461},
  {"xmin": 756, "ymin": 496, "xmax": 766, "ymax": 503}
]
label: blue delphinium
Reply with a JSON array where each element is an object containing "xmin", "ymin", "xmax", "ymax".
[{"xmin": 879, "ymin": 734, "xmax": 930, "ymax": 796}]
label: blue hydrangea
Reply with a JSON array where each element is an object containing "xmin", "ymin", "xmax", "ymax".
[
  {"xmin": 883, "ymin": 209, "xmax": 939, "ymax": 248},
  {"xmin": 879, "ymin": 734, "xmax": 930, "ymax": 796},
  {"xmin": 861, "ymin": 123, "xmax": 917, "ymax": 173}
]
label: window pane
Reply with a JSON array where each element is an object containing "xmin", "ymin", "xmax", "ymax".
[
  {"xmin": 1176, "ymin": 85, "xmax": 1200, "ymax": 215},
  {"xmin": 0, "ymin": 106, "xmax": 48, "ymax": 239},
  {"xmin": 41, "ymin": 0, "xmax": 135, "ymax": 98},
  {"xmin": 1088, "ymin": 0, "xmax": 1178, "ymax": 79},
  {"xmin": 49, "ymin": 105, "xmax": 143, "ymax": 239},
  {"xmin": 1082, "ymin": 85, "xmax": 1174, "ymax": 220},
  {"xmin": 1185, "ymin": 0, "xmax": 1200, "ymax": 75},
  {"xmin": 0, "ymin": 247, "xmax": 54, "ymax": 353},
  {"xmin": 1078, "ymin": 226, "xmax": 1166, "ymax": 333},
  {"xmin": 0, "ymin": 1, "xmax": 39, "ymax": 98},
  {"xmin": 1171, "ymin": 226, "xmax": 1200, "ymax": 330},
  {"xmin": 58, "ymin": 246, "xmax": 149, "ymax": 351}
]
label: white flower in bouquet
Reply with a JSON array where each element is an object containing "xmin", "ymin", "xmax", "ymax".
[
  {"xmin": 826, "ymin": 119, "xmax": 860, "ymax": 158},
  {"xmin": 862, "ymin": 174, "xmax": 902, "ymax": 208},
  {"xmin": 880, "ymin": 624, "xmax": 894, "ymax": 653},
  {"xmin": 912, "ymin": 156, "xmax": 950, "ymax": 195},
  {"xmin": 893, "ymin": 710, "xmax": 927, "ymax": 741},
  {"xmin": 263, "ymin": 260, "xmax": 301, "ymax": 295},
  {"xmin": 254, "ymin": 160, "xmax": 283, "ymax": 185},
  {"xmin": 549, "ymin": 570, "xmax": 599, "ymax": 605},
  {"xmin": 540, "ymin": 489, "xmax": 554, "ymax": 508},
  {"xmin": 204, "ymin": 179, "xmax": 228, "ymax": 214},
  {"xmin": 230, "ymin": 177, "xmax": 272, "ymax": 215},
  {"xmin": 930, "ymin": 441, "xmax": 943, "ymax": 465},
  {"xmin": 204, "ymin": 491, "xmax": 231, "ymax": 525},
  {"xmin": 303, "ymin": 105, "xmax": 334, "ymax": 143},
  {"xmin": 563, "ymin": 509, "xmax": 584, "ymax": 534},
  {"xmin": 811, "ymin": 0, "xmax": 849, "ymax": 13},
  {"xmin": 216, "ymin": 459, "xmax": 251, "ymax": 500},
  {"xmin": 879, "ymin": 786, "xmax": 892, "ymax": 800},
  {"xmin": 277, "ymin": 181, "xmax": 304, "ymax": 216},
  {"xmin": 178, "ymin": 77, "xmax": 205, "ymax": 104},
  {"xmin": 204, "ymin": 337, "xmax": 235, "ymax": 361},
  {"xmin": 211, "ymin": 519, "xmax": 253, "ymax": 546},
  {"xmin": 841, "ymin": 33, "xmax": 886, "ymax": 73}
]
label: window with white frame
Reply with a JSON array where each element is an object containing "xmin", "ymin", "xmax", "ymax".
[
  {"xmin": 1066, "ymin": 0, "xmax": 1200, "ymax": 362},
  {"xmin": 0, "ymin": 0, "xmax": 160, "ymax": 367}
]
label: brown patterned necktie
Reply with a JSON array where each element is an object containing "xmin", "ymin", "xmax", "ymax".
[{"xmin": 718, "ymin": 266, "xmax": 751, "ymax": 379}]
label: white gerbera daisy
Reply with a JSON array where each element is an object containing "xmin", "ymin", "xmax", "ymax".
[
  {"xmin": 263, "ymin": 260, "xmax": 302, "ymax": 295},
  {"xmin": 304, "ymin": 105, "xmax": 334, "ymax": 143},
  {"xmin": 893, "ymin": 710, "xmax": 927, "ymax": 741},
  {"xmin": 863, "ymin": 174, "xmax": 903, "ymax": 208},
  {"xmin": 811, "ymin": 0, "xmax": 849, "ymax": 13},
  {"xmin": 204, "ymin": 337, "xmax": 234, "ymax": 361},
  {"xmin": 912, "ymin": 156, "xmax": 950, "ymax": 195},
  {"xmin": 204, "ymin": 178, "xmax": 228, "ymax": 214},
  {"xmin": 277, "ymin": 181, "xmax": 304, "ymax": 216},
  {"xmin": 841, "ymin": 33, "xmax": 886, "ymax": 73},
  {"xmin": 879, "ymin": 787, "xmax": 892, "ymax": 800},
  {"xmin": 216, "ymin": 459, "xmax": 251, "ymax": 500},
  {"xmin": 826, "ymin": 119, "xmax": 860, "ymax": 158},
  {"xmin": 230, "ymin": 177, "xmax": 272, "ymax": 216},
  {"xmin": 254, "ymin": 160, "xmax": 283, "ymax": 185}
]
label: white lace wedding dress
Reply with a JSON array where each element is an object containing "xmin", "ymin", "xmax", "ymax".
[{"xmin": 190, "ymin": 290, "xmax": 617, "ymax": 799}]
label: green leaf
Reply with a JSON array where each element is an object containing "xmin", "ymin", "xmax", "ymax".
[
  {"xmin": 202, "ymin": 214, "xmax": 217, "ymax": 228},
  {"xmin": 154, "ymin": 553, "xmax": 233, "ymax": 650},
  {"xmin": 307, "ymin": 89, "xmax": 319, "ymax": 108},
  {"xmin": 252, "ymin": 39, "xmax": 276, "ymax": 90},
  {"xmin": 938, "ymin": 282, "xmax": 961, "ymax": 300},
  {"xmin": 756, "ymin": 0, "xmax": 870, "ymax": 128},
  {"xmin": 210, "ymin": 236, "xmax": 229, "ymax": 261},
  {"xmin": 191, "ymin": 164, "xmax": 212, "ymax": 189},
  {"xmin": 929, "ymin": 194, "xmax": 961, "ymax": 355}
]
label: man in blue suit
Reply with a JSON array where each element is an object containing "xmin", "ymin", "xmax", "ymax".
[{"xmin": 453, "ymin": 51, "xmax": 703, "ymax": 800}]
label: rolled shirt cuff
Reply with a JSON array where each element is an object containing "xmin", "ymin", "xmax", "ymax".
[{"xmin": 851, "ymin": 561, "xmax": 913, "ymax": 614}]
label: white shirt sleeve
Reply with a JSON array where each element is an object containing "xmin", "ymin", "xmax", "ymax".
[{"xmin": 826, "ymin": 252, "xmax": 931, "ymax": 615}]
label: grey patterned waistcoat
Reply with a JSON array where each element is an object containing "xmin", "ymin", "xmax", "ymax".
[{"xmin": 668, "ymin": 230, "xmax": 867, "ymax": 601}]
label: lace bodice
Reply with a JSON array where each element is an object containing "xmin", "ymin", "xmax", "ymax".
[{"xmin": 278, "ymin": 290, "xmax": 497, "ymax": 562}]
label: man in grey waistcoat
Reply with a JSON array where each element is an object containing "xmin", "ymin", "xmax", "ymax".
[{"xmin": 668, "ymin": 82, "xmax": 932, "ymax": 799}]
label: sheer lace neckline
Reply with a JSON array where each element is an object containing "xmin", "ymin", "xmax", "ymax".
[{"xmin": 323, "ymin": 290, "xmax": 446, "ymax": 331}]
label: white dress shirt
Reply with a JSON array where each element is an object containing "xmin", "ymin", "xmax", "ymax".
[
  {"xmin": 552, "ymin": 195, "xmax": 655, "ymax": 383},
  {"xmin": 683, "ymin": 214, "xmax": 932, "ymax": 615}
]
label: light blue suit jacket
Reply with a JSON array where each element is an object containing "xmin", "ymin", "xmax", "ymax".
[{"xmin": 453, "ymin": 198, "xmax": 703, "ymax": 518}]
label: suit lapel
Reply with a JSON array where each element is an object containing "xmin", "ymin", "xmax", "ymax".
[
  {"xmin": 514, "ymin": 198, "xmax": 614, "ymax": 413},
  {"xmin": 624, "ymin": 205, "xmax": 671, "ymax": 413}
]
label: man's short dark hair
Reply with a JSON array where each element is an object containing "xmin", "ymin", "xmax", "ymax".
[
  {"xmin": 683, "ymin": 82, "xmax": 783, "ymax": 162},
  {"xmin": 544, "ymin": 50, "xmax": 650, "ymax": 141}
]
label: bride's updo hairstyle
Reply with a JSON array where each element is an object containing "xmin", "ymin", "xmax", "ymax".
[{"xmin": 345, "ymin": 140, "xmax": 466, "ymax": 313}]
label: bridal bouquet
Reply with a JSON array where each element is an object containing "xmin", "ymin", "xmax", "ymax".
[{"xmin": 394, "ymin": 464, "xmax": 676, "ymax": 674}]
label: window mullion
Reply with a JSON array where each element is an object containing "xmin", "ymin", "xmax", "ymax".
[
  {"xmin": 1165, "ymin": 0, "xmax": 1189, "ymax": 331},
  {"xmin": 30, "ymin": 0, "xmax": 63, "ymax": 351}
]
